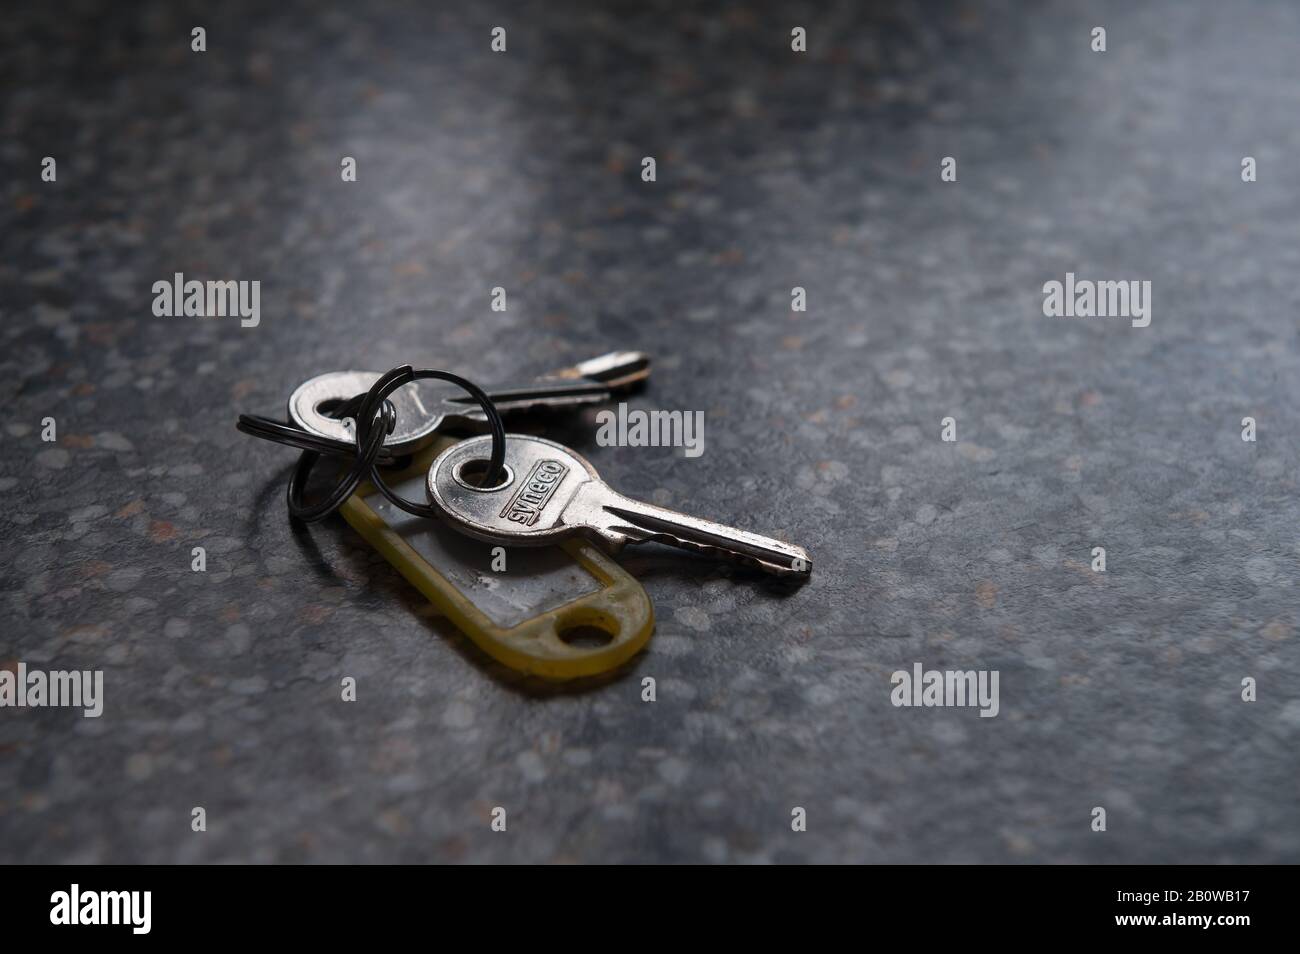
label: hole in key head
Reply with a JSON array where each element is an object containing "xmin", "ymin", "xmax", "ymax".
[
  {"xmin": 316, "ymin": 398, "xmax": 349, "ymax": 420},
  {"xmin": 453, "ymin": 458, "xmax": 513, "ymax": 491},
  {"xmin": 558, "ymin": 624, "xmax": 615, "ymax": 649}
]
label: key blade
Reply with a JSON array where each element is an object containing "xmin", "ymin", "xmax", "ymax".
[
  {"xmin": 442, "ymin": 379, "xmax": 615, "ymax": 417},
  {"xmin": 546, "ymin": 351, "xmax": 651, "ymax": 391},
  {"xmin": 442, "ymin": 350, "xmax": 651, "ymax": 408},
  {"xmin": 439, "ymin": 352, "xmax": 650, "ymax": 423},
  {"xmin": 599, "ymin": 497, "xmax": 812, "ymax": 579}
]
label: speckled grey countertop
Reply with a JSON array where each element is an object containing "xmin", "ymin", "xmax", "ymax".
[{"xmin": 1, "ymin": 0, "xmax": 1298, "ymax": 863}]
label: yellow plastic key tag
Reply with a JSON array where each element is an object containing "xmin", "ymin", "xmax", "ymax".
[{"xmin": 339, "ymin": 438, "xmax": 654, "ymax": 680}]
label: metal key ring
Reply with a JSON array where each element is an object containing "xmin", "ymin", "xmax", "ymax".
[
  {"xmin": 354, "ymin": 366, "xmax": 506, "ymax": 520},
  {"xmin": 284, "ymin": 366, "xmax": 506, "ymax": 523},
  {"xmin": 238, "ymin": 395, "xmax": 400, "ymax": 461},
  {"xmin": 286, "ymin": 399, "xmax": 397, "ymax": 522},
  {"xmin": 238, "ymin": 413, "xmax": 346, "ymax": 456}
]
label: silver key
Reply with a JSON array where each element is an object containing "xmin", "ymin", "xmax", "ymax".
[
  {"xmin": 288, "ymin": 352, "xmax": 650, "ymax": 456},
  {"xmin": 426, "ymin": 434, "xmax": 811, "ymax": 578}
]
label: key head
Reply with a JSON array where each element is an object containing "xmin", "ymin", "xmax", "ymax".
[
  {"xmin": 426, "ymin": 434, "xmax": 600, "ymax": 546},
  {"xmin": 288, "ymin": 370, "xmax": 444, "ymax": 455}
]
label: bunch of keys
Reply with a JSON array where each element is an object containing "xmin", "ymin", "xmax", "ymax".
[{"xmin": 238, "ymin": 351, "xmax": 811, "ymax": 679}]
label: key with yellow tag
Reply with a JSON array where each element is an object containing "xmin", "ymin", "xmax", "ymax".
[{"xmin": 339, "ymin": 437, "xmax": 654, "ymax": 679}]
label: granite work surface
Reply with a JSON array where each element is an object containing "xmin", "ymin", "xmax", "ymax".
[{"xmin": 1, "ymin": 0, "xmax": 1298, "ymax": 863}]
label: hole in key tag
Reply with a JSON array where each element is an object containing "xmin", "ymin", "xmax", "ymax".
[{"xmin": 558, "ymin": 624, "xmax": 616, "ymax": 649}]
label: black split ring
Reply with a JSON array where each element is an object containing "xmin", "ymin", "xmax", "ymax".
[
  {"xmin": 354, "ymin": 367, "xmax": 506, "ymax": 520},
  {"xmin": 283, "ymin": 365, "xmax": 506, "ymax": 523},
  {"xmin": 285, "ymin": 399, "xmax": 396, "ymax": 522},
  {"xmin": 237, "ymin": 393, "xmax": 399, "ymax": 461}
]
